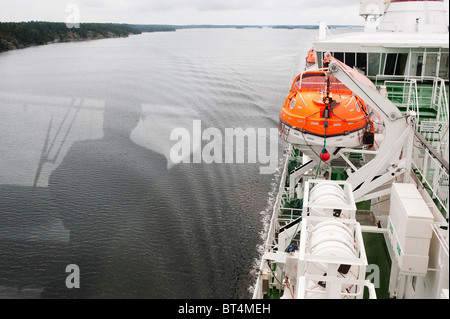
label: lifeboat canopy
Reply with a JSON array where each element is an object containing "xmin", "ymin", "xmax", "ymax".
[{"xmin": 280, "ymin": 59, "xmax": 375, "ymax": 148}]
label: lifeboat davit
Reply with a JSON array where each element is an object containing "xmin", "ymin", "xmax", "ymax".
[{"xmin": 279, "ymin": 61, "xmax": 375, "ymax": 160}]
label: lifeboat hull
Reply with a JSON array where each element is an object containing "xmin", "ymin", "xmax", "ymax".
[
  {"xmin": 279, "ymin": 70, "xmax": 374, "ymax": 152},
  {"xmin": 279, "ymin": 120, "xmax": 367, "ymax": 148}
]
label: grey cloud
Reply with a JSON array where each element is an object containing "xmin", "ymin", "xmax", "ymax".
[
  {"xmin": 0, "ymin": 0, "xmax": 365, "ymax": 25},
  {"xmin": 132, "ymin": 0, "xmax": 282, "ymax": 12}
]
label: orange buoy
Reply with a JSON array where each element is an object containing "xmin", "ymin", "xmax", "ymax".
[{"xmin": 320, "ymin": 149, "xmax": 330, "ymax": 162}]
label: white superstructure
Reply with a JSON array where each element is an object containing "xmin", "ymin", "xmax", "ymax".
[
  {"xmin": 378, "ymin": 0, "xmax": 448, "ymax": 33},
  {"xmin": 253, "ymin": 0, "xmax": 449, "ymax": 300},
  {"xmin": 315, "ymin": 0, "xmax": 449, "ymax": 81}
]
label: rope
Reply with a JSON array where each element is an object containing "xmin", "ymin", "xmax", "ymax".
[{"xmin": 315, "ymin": 124, "xmax": 328, "ymax": 179}]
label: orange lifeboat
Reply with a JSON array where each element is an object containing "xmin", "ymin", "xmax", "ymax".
[
  {"xmin": 279, "ymin": 68, "xmax": 374, "ymax": 149},
  {"xmin": 305, "ymin": 48, "xmax": 316, "ymax": 67}
]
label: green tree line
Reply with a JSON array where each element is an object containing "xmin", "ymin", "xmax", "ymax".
[{"xmin": 0, "ymin": 21, "xmax": 175, "ymax": 52}]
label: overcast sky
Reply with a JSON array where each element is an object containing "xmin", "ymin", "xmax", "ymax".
[
  {"xmin": 0, "ymin": 0, "xmax": 371, "ymax": 25},
  {"xmin": 2, "ymin": 0, "xmax": 449, "ymax": 26}
]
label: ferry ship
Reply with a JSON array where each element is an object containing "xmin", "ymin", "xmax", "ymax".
[{"xmin": 253, "ymin": 0, "xmax": 449, "ymax": 299}]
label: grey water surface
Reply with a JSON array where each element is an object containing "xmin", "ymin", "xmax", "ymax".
[{"xmin": 0, "ymin": 28, "xmax": 316, "ymax": 298}]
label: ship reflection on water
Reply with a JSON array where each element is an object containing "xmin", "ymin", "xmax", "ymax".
[
  {"xmin": 0, "ymin": 95, "xmax": 206, "ymax": 298},
  {"xmin": 0, "ymin": 28, "xmax": 310, "ymax": 298},
  {"xmin": 45, "ymin": 96, "xmax": 177, "ymax": 298},
  {"xmin": 0, "ymin": 93, "xmax": 269, "ymax": 298}
]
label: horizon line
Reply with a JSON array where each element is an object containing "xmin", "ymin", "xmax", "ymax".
[{"xmin": 0, "ymin": 21, "xmax": 364, "ymax": 27}]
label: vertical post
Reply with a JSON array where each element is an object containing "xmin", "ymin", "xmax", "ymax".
[
  {"xmin": 406, "ymin": 48, "xmax": 412, "ymax": 78},
  {"xmin": 436, "ymin": 52, "xmax": 441, "ymax": 79},
  {"xmin": 325, "ymin": 264, "xmax": 341, "ymax": 299},
  {"xmin": 413, "ymin": 80, "xmax": 420, "ymax": 120},
  {"xmin": 442, "ymin": 80, "xmax": 449, "ymax": 123},
  {"xmin": 397, "ymin": 275, "xmax": 407, "ymax": 299},
  {"xmin": 422, "ymin": 51, "xmax": 427, "ymax": 80},
  {"xmin": 431, "ymin": 161, "xmax": 440, "ymax": 200},
  {"xmin": 407, "ymin": 80, "xmax": 412, "ymax": 113},
  {"xmin": 422, "ymin": 145, "xmax": 429, "ymax": 182},
  {"xmin": 389, "ymin": 263, "xmax": 399, "ymax": 298},
  {"xmin": 403, "ymin": 111, "xmax": 417, "ymax": 183},
  {"xmin": 319, "ymin": 22, "xmax": 327, "ymax": 41},
  {"xmin": 437, "ymin": 81, "xmax": 443, "ymax": 120}
]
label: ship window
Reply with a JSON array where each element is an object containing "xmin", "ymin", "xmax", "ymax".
[
  {"xmin": 380, "ymin": 53, "xmax": 386, "ymax": 76},
  {"xmin": 384, "ymin": 53, "xmax": 397, "ymax": 75},
  {"xmin": 368, "ymin": 53, "xmax": 381, "ymax": 76},
  {"xmin": 395, "ymin": 53, "xmax": 408, "ymax": 75},
  {"xmin": 416, "ymin": 55, "xmax": 424, "ymax": 76},
  {"xmin": 357, "ymin": 53, "xmax": 367, "ymax": 74},
  {"xmin": 345, "ymin": 52, "xmax": 356, "ymax": 68},
  {"xmin": 384, "ymin": 53, "xmax": 408, "ymax": 76},
  {"xmin": 317, "ymin": 51, "xmax": 324, "ymax": 68},
  {"xmin": 425, "ymin": 53, "xmax": 438, "ymax": 77},
  {"xmin": 439, "ymin": 52, "xmax": 449, "ymax": 79},
  {"xmin": 333, "ymin": 52, "xmax": 344, "ymax": 62}
]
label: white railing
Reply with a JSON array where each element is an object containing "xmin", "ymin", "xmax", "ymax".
[
  {"xmin": 253, "ymin": 145, "xmax": 295, "ymax": 298},
  {"xmin": 252, "ymin": 145, "xmax": 303, "ymax": 299},
  {"xmin": 432, "ymin": 77, "xmax": 449, "ymax": 125},
  {"xmin": 427, "ymin": 77, "xmax": 449, "ymax": 161},
  {"xmin": 377, "ymin": 76, "xmax": 449, "ymax": 162},
  {"xmin": 265, "ymin": 147, "xmax": 295, "ymax": 248},
  {"xmin": 267, "ymin": 186, "xmax": 303, "ymax": 250},
  {"xmin": 419, "ymin": 121, "xmax": 449, "ymax": 162},
  {"xmin": 375, "ymin": 76, "xmax": 449, "ymax": 124},
  {"xmin": 382, "ymin": 79, "xmax": 420, "ymax": 116},
  {"xmin": 412, "ymin": 133, "xmax": 449, "ymax": 219}
]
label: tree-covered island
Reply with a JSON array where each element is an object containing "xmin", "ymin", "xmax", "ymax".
[{"xmin": 0, "ymin": 22, "xmax": 176, "ymax": 52}]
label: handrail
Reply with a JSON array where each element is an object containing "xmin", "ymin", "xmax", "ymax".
[
  {"xmin": 415, "ymin": 130, "xmax": 449, "ymax": 173},
  {"xmin": 375, "ymin": 74, "xmax": 450, "ymax": 84},
  {"xmin": 376, "ymin": 76, "xmax": 449, "ymax": 125},
  {"xmin": 413, "ymin": 131, "xmax": 449, "ymax": 219}
]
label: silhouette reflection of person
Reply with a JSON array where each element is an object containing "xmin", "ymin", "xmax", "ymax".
[{"xmin": 44, "ymin": 97, "xmax": 185, "ymax": 298}]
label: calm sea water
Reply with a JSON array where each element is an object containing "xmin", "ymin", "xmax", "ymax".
[{"xmin": 0, "ymin": 28, "xmax": 316, "ymax": 298}]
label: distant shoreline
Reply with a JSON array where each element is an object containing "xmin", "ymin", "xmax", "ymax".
[
  {"xmin": 0, "ymin": 22, "xmax": 176, "ymax": 53},
  {"xmin": 0, "ymin": 32, "xmax": 134, "ymax": 53},
  {"xmin": 0, "ymin": 22, "xmax": 362, "ymax": 53}
]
